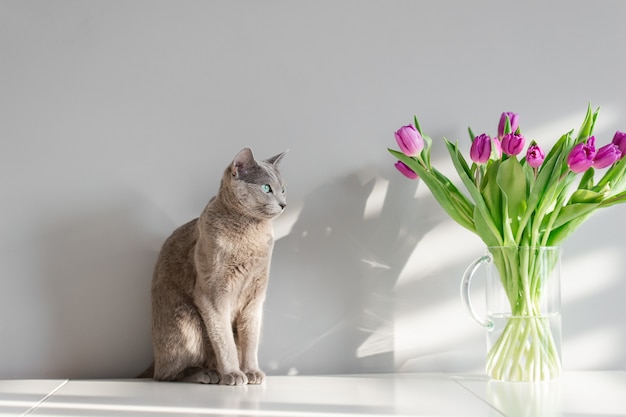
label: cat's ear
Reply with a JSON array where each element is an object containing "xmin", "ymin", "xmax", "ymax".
[
  {"xmin": 231, "ymin": 148, "xmax": 256, "ymax": 177},
  {"xmin": 265, "ymin": 150, "xmax": 288, "ymax": 167}
]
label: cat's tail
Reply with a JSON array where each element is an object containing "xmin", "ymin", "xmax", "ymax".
[{"xmin": 137, "ymin": 362, "xmax": 154, "ymax": 379}]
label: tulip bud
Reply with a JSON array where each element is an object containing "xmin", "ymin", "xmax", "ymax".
[
  {"xmin": 492, "ymin": 137, "xmax": 502, "ymax": 159},
  {"xmin": 394, "ymin": 161, "xmax": 418, "ymax": 179},
  {"xmin": 498, "ymin": 112, "xmax": 519, "ymax": 139},
  {"xmin": 567, "ymin": 136, "xmax": 596, "ymax": 173},
  {"xmin": 501, "ymin": 133, "xmax": 525, "ymax": 156},
  {"xmin": 395, "ymin": 125, "xmax": 424, "ymax": 157},
  {"xmin": 611, "ymin": 131, "xmax": 626, "ymax": 158},
  {"xmin": 526, "ymin": 144, "xmax": 545, "ymax": 168},
  {"xmin": 593, "ymin": 143, "xmax": 622, "ymax": 169},
  {"xmin": 470, "ymin": 134, "xmax": 492, "ymax": 164}
]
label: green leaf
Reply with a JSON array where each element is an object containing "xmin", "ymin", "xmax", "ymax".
[
  {"xmin": 546, "ymin": 211, "xmax": 595, "ymax": 246},
  {"xmin": 480, "ymin": 160, "xmax": 503, "ymax": 235},
  {"xmin": 497, "ymin": 157, "xmax": 527, "ymax": 244},
  {"xmin": 413, "ymin": 115, "xmax": 423, "ymax": 136},
  {"xmin": 578, "ymin": 167, "xmax": 595, "ymax": 190},
  {"xmin": 446, "ymin": 139, "xmax": 474, "ymax": 181},
  {"xmin": 569, "ymin": 189, "xmax": 605, "ymax": 204},
  {"xmin": 594, "ymin": 153, "xmax": 626, "ymax": 193},
  {"xmin": 600, "ymin": 190, "xmax": 626, "ymax": 207},
  {"xmin": 521, "ymin": 157, "xmax": 535, "ymax": 191},
  {"xmin": 531, "ymin": 135, "xmax": 571, "ymax": 208},
  {"xmin": 388, "ymin": 149, "xmax": 475, "ymax": 232},
  {"xmin": 543, "ymin": 186, "xmax": 603, "ymax": 245},
  {"xmin": 537, "ymin": 172, "xmax": 577, "ymax": 244},
  {"xmin": 576, "ymin": 103, "xmax": 600, "ymax": 142},
  {"xmin": 516, "ymin": 133, "xmax": 573, "ymax": 244},
  {"xmin": 421, "ymin": 134, "xmax": 433, "ymax": 168},
  {"xmin": 527, "ymin": 134, "xmax": 567, "ymax": 210},
  {"xmin": 443, "ymin": 139, "xmax": 504, "ymax": 245},
  {"xmin": 547, "ymin": 187, "xmax": 604, "ymax": 232},
  {"xmin": 431, "ymin": 166, "xmax": 475, "ymax": 221},
  {"xmin": 549, "ymin": 203, "xmax": 600, "ymax": 231},
  {"xmin": 468, "ymin": 127, "xmax": 475, "ymax": 142},
  {"xmin": 473, "ymin": 205, "xmax": 501, "ymax": 247}
]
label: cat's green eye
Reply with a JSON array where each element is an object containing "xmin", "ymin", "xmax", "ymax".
[{"xmin": 261, "ymin": 184, "xmax": 272, "ymax": 193}]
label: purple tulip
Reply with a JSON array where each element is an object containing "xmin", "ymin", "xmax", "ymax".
[
  {"xmin": 501, "ymin": 133, "xmax": 525, "ymax": 156},
  {"xmin": 526, "ymin": 144, "xmax": 545, "ymax": 168},
  {"xmin": 493, "ymin": 137, "xmax": 502, "ymax": 158},
  {"xmin": 498, "ymin": 112, "xmax": 519, "ymax": 139},
  {"xmin": 567, "ymin": 136, "xmax": 596, "ymax": 173},
  {"xmin": 395, "ymin": 125, "xmax": 424, "ymax": 157},
  {"xmin": 611, "ymin": 131, "xmax": 626, "ymax": 158},
  {"xmin": 394, "ymin": 161, "xmax": 418, "ymax": 179},
  {"xmin": 470, "ymin": 134, "xmax": 492, "ymax": 164},
  {"xmin": 593, "ymin": 143, "xmax": 622, "ymax": 169}
]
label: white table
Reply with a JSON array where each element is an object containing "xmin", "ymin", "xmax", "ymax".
[{"xmin": 0, "ymin": 372, "xmax": 623, "ymax": 417}]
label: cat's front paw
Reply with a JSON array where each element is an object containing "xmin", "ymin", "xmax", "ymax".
[
  {"xmin": 183, "ymin": 369, "xmax": 221, "ymax": 384},
  {"xmin": 245, "ymin": 369, "xmax": 266, "ymax": 385},
  {"xmin": 219, "ymin": 370, "xmax": 248, "ymax": 386}
]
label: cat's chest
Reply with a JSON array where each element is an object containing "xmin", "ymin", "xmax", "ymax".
[
  {"xmin": 217, "ymin": 230, "xmax": 273, "ymax": 259},
  {"xmin": 195, "ymin": 222, "xmax": 273, "ymax": 288},
  {"xmin": 198, "ymin": 218, "xmax": 273, "ymax": 259}
]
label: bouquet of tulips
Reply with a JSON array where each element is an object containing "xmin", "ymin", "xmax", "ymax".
[{"xmin": 388, "ymin": 105, "xmax": 626, "ymax": 381}]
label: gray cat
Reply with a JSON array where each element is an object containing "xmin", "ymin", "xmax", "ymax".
[{"xmin": 144, "ymin": 148, "xmax": 286, "ymax": 385}]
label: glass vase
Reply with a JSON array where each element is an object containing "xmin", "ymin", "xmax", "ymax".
[{"xmin": 461, "ymin": 246, "xmax": 562, "ymax": 382}]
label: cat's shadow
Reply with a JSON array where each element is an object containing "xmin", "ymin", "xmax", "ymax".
[
  {"xmin": 34, "ymin": 191, "xmax": 170, "ymax": 378},
  {"xmin": 261, "ymin": 165, "xmax": 440, "ymax": 375}
]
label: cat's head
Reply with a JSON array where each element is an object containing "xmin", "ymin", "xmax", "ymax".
[{"xmin": 224, "ymin": 148, "xmax": 287, "ymax": 220}]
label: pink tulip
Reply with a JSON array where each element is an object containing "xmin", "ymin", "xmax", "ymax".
[
  {"xmin": 611, "ymin": 131, "xmax": 626, "ymax": 158},
  {"xmin": 493, "ymin": 137, "xmax": 502, "ymax": 158},
  {"xmin": 498, "ymin": 112, "xmax": 519, "ymax": 139},
  {"xmin": 470, "ymin": 134, "xmax": 492, "ymax": 164},
  {"xmin": 526, "ymin": 144, "xmax": 545, "ymax": 168},
  {"xmin": 395, "ymin": 125, "xmax": 424, "ymax": 157},
  {"xmin": 593, "ymin": 143, "xmax": 622, "ymax": 169},
  {"xmin": 394, "ymin": 161, "xmax": 418, "ymax": 179},
  {"xmin": 567, "ymin": 136, "xmax": 596, "ymax": 173},
  {"xmin": 501, "ymin": 133, "xmax": 525, "ymax": 156}
]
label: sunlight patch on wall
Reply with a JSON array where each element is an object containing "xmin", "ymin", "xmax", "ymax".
[
  {"xmin": 360, "ymin": 259, "xmax": 391, "ymax": 270},
  {"xmin": 273, "ymin": 201, "xmax": 303, "ymax": 240},
  {"xmin": 356, "ymin": 321, "xmax": 393, "ymax": 358},
  {"xmin": 524, "ymin": 106, "xmax": 620, "ymax": 149},
  {"xmin": 363, "ymin": 177, "xmax": 389, "ymax": 220},
  {"xmin": 562, "ymin": 247, "xmax": 621, "ymax": 303},
  {"xmin": 395, "ymin": 220, "xmax": 481, "ymax": 286},
  {"xmin": 391, "ymin": 217, "xmax": 485, "ymax": 371},
  {"xmin": 394, "ymin": 297, "xmax": 477, "ymax": 369},
  {"xmin": 564, "ymin": 325, "xmax": 623, "ymax": 369}
]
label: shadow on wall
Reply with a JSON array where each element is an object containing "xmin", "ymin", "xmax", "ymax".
[
  {"xmin": 261, "ymin": 165, "xmax": 435, "ymax": 375},
  {"xmin": 31, "ymin": 195, "xmax": 168, "ymax": 379}
]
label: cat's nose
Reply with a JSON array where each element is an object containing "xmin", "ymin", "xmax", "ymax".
[{"xmin": 279, "ymin": 203, "xmax": 286, "ymax": 210}]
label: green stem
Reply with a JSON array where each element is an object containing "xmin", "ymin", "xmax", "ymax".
[{"xmin": 485, "ymin": 247, "xmax": 561, "ymax": 381}]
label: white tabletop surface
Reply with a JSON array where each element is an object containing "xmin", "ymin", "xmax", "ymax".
[{"xmin": 0, "ymin": 372, "xmax": 623, "ymax": 417}]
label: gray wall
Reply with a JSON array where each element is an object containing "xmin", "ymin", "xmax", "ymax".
[{"xmin": 1, "ymin": 0, "xmax": 624, "ymax": 378}]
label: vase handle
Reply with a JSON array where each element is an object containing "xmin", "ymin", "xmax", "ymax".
[{"xmin": 460, "ymin": 254, "xmax": 494, "ymax": 330}]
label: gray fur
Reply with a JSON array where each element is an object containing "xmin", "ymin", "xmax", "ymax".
[{"xmin": 145, "ymin": 148, "xmax": 286, "ymax": 385}]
